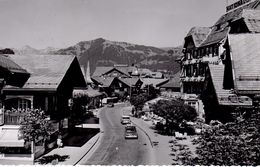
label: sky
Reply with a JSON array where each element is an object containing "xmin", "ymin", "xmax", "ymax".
[{"xmin": 0, "ymin": 0, "xmax": 229, "ymax": 49}]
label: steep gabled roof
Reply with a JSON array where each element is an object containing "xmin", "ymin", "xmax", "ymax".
[
  {"xmin": 208, "ymin": 64, "xmax": 251, "ymax": 106},
  {"xmin": 92, "ymin": 66, "xmax": 134, "ymax": 77},
  {"xmin": 0, "ymin": 54, "xmax": 28, "ymax": 74},
  {"xmin": 92, "ymin": 66, "xmax": 114, "ymax": 76},
  {"xmin": 201, "ymin": 0, "xmax": 260, "ymax": 47},
  {"xmin": 215, "ymin": 0, "xmax": 260, "ymax": 26},
  {"xmin": 6, "ymin": 54, "xmax": 76, "ymax": 90},
  {"xmin": 185, "ymin": 27, "xmax": 211, "ymax": 47},
  {"xmin": 228, "ymin": 33, "xmax": 260, "ymax": 93},
  {"xmin": 104, "ymin": 67, "xmax": 131, "ymax": 77},
  {"xmin": 91, "ymin": 76, "xmax": 115, "ymax": 87},
  {"xmin": 200, "ymin": 26, "xmax": 230, "ymax": 47},
  {"xmin": 141, "ymin": 78, "xmax": 169, "ymax": 88},
  {"xmin": 118, "ymin": 78, "xmax": 142, "ymax": 87}
]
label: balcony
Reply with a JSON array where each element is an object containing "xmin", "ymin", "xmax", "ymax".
[
  {"xmin": 180, "ymin": 76, "xmax": 205, "ymax": 82},
  {"xmin": 3, "ymin": 112, "xmax": 26, "ymax": 125}
]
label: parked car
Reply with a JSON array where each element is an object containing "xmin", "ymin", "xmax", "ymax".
[
  {"xmin": 141, "ymin": 115, "xmax": 150, "ymax": 121},
  {"xmin": 125, "ymin": 125, "xmax": 138, "ymax": 139},
  {"xmin": 107, "ymin": 102, "xmax": 114, "ymax": 107},
  {"xmin": 121, "ymin": 115, "xmax": 131, "ymax": 124}
]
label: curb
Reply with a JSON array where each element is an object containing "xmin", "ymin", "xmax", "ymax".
[
  {"xmin": 131, "ymin": 119, "xmax": 154, "ymax": 148},
  {"xmin": 73, "ymin": 132, "xmax": 101, "ymax": 166}
]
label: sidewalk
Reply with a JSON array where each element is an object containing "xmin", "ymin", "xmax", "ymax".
[
  {"xmin": 35, "ymin": 111, "xmax": 102, "ymax": 165},
  {"xmin": 123, "ymin": 106, "xmax": 174, "ymax": 165},
  {"xmin": 36, "ymin": 132, "xmax": 100, "ymax": 165}
]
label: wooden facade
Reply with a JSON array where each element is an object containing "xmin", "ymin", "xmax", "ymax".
[{"xmin": 2, "ymin": 55, "xmax": 86, "ymax": 122}]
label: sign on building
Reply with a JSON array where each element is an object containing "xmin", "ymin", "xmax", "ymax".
[{"xmin": 226, "ymin": 0, "xmax": 252, "ymax": 12}]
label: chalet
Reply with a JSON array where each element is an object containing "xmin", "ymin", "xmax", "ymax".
[
  {"xmin": 118, "ymin": 77, "xmax": 143, "ymax": 96},
  {"xmin": 181, "ymin": 0, "xmax": 260, "ymax": 95},
  {"xmin": 91, "ymin": 76, "xmax": 116, "ymax": 96},
  {"xmin": 92, "ymin": 64, "xmax": 164, "ymax": 79},
  {"xmin": 3, "ymin": 54, "xmax": 86, "ymax": 120},
  {"xmin": 92, "ymin": 65, "xmax": 132, "ymax": 78},
  {"xmin": 0, "ymin": 54, "xmax": 86, "ymax": 164},
  {"xmin": 91, "ymin": 76, "xmax": 143, "ymax": 98},
  {"xmin": 180, "ymin": 0, "xmax": 260, "ymax": 121}
]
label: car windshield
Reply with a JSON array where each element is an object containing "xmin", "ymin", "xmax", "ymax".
[
  {"xmin": 125, "ymin": 126, "xmax": 136, "ymax": 132},
  {"xmin": 122, "ymin": 116, "xmax": 130, "ymax": 119}
]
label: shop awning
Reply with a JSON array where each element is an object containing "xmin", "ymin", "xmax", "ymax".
[{"xmin": 0, "ymin": 129, "xmax": 24, "ymax": 147}]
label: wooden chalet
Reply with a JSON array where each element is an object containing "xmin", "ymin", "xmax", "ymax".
[
  {"xmin": 91, "ymin": 76, "xmax": 143, "ymax": 97},
  {"xmin": 180, "ymin": 0, "xmax": 260, "ymax": 122},
  {"xmin": 2, "ymin": 54, "xmax": 86, "ymax": 122}
]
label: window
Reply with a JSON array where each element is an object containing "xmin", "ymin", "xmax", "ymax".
[
  {"xmin": 193, "ymin": 64, "xmax": 198, "ymax": 77},
  {"xmin": 186, "ymin": 65, "xmax": 192, "ymax": 77},
  {"xmin": 214, "ymin": 46, "xmax": 219, "ymax": 56},
  {"xmin": 194, "ymin": 50, "xmax": 197, "ymax": 59},
  {"xmin": 186, "ymin": 52, "xmax": 191, "ymax": 60},
  {"xmin": 18, "ymin": 99, "xmax": 31, "ymax": 109}
]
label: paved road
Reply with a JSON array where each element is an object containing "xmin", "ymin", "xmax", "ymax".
[{"xmin": 80, "ymin": 103, "xmax": 153, "ymax": 165}]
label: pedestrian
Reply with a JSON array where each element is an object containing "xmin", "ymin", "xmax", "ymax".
[{"xmin": 57, "ymin": 133, "xmax": 63, "ymax": 148}]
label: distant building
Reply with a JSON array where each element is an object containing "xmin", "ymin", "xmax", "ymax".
[
  {"xmin": 92, "ymin": 64, "xmax": 164, "ymax": 79},
  {"xmin": 159, "ymin": 72, "xmax": 180, "ymax": 92}
]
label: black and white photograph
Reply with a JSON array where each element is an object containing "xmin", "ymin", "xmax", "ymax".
[{"xmin": 0, "ymin": 0, "xmax": 259, "ymax": 165}]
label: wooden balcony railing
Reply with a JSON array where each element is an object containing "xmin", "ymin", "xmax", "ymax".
[{"xmin": 4, "ymin": 112, "xmax": 26, "ymax": 125}]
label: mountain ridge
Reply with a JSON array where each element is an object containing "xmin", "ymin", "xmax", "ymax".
[
  {"xmin": 11, "ymin": 38, "xmax": 181, "ymax": 76},
  {"xmin": 54, "ymin": 38, "xmax": 181, "ymax": 75}
]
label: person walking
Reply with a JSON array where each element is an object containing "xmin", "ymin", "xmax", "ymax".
[{"xmin": 57, "ymin": 133, "xmax": 63, "ymax": 148}]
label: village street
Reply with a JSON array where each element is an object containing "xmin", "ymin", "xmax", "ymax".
[{"xmin": 79, "ymin": 103, "xmax": 154, "ymax": 165}]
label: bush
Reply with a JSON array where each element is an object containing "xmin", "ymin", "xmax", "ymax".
[{"xmin": 186, "ymin": 108, "xmax": 260, "ymax": 166}]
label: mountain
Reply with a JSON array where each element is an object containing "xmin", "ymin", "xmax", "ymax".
[
  {"xmin": 54, "ymin": 38, "xmax": 181, "ymax": 75},
  {"xmin": 13, "ymin": 45, "xmax": 59, "ymax": 55}
]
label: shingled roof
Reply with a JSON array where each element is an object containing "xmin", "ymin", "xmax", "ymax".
[
  {"xmin": 141, "ymin": 78, "xmax": 169, "ymax": 88},
  {"xmin": 208, "ymin": 64, "xmax": 252, "ymax": 106},
  {"xmin": 242, "ymin": 9, "xmax": 260, "ymax": 32},
  {"xmin": 91, "ymin": 76, "xmax": 115, "ymax": 87},
  {"xmin": 92, "ymin": 66, "xmax": 133, "ymax": 77},
  {"xmin": 159, "ymin": 72, "xmax": 180, "ymax": 89},
  {"xmin": 118, "ymin": 78, "xmax": 142, "ymax": 87},
  {"xmin": 92, "ymin": 67, "xmax": 114, "ymax": 76},
  {"xmin": 215, "ymin": 0, "xmax": 260, "ymax": 26},
  {"xmin": 6, "ymin": 54, "xmax": 76, "ymax": 90},
  {"xmin": 200, "ymin": 26, "xmax": 230, "ymax": 47},
  {"xmin": 185, "ymin": 27, "xmax": 211, "ymax": 47},
  {"xmin": 0, "ymin": 55, "xmax": 28, "ymax": 74},
  {"xmin": 200, "ymin": 0, "xmax": 260, "ymax": 47},
  {"xmin": 228, "ymin": 33, "xmax": 260, "ymax": 93}
]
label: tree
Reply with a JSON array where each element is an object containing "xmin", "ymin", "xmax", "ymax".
[
  {"xmin": 0, "ymin": 48, "xmax": 15, "ymax": 54},
  {"xmin": 186, "ymin": 108, "xmax": 260, "ymax": 166},
  {"xmin": 19, "ymin": 109, "xmax": 54, "ymax": 161},
  {"xmin": 70, "ymin": 95, "xmax": 90, "ymax": 126},
  {"xmin": 150, "ymin": 99, "xmax": 197, "ymax": 134},
  {"xmin": 130, "ymin": 93, "xmax": 149, "ymax": 117}
]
